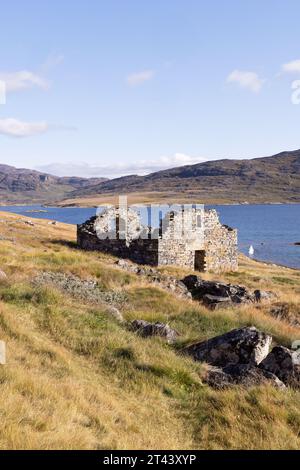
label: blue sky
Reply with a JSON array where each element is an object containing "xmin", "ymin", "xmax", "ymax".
[{"xmin": 1, "ymin": 0, "xmax": 300, "ymax": 177}]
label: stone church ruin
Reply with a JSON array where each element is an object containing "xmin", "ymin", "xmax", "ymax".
[{"xmin": 77, "ymin": 205, "xmax": 238, "ymax": 272}]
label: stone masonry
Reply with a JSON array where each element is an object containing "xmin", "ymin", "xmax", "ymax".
[{"xmin": 77, "ymin": 206, "xmax": 238, "ymax": 273}]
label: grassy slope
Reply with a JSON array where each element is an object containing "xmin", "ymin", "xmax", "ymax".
[{"xmin": 0, "ymin": 211, "xmax": 300, "ymax": 449}]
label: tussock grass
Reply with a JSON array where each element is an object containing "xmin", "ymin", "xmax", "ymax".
[{"xmin": 0, "ymin": 211, "xmax": 300, "ymax": 449}]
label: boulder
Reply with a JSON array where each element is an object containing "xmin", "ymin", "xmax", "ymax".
[
  {"xmin": 181, "ymin": 275, "xmax": 255, "ymax": 306},
  {"xmin": 0, "ymin": 270, "xmax": 7, "ymax": 280},
  {"xmin": 24, "ymin": 220, "xmax": 34, "ymax": 226},
  {"xmin": 183, "ymin": 326, "xmax": 272, "ymax": 367},
  {"xmin": 254, "ymin": 289, "xmax": 276, "ymax": 302},
  {"xmin": 260, "ymin": 346, "xmax": 300, "ymax": 388},
  {"xmin": 181, "ymin": 275, "xmax": 276, "ymax": 309},
  {"xmin": 131, "ymin": 319, "xmax": 179, "ymax": 343},
  {"xmin": 202, "ymin": 294, "xmax": 233, "ymax": 310},
  {"xmin": 205, "ymin": 364, "xmax": 285, "ymax": 390}
]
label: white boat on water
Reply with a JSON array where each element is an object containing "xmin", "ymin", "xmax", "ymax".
[{"xmin": 249, "ymin": 245, "xmax": 254, "ymax": 256}]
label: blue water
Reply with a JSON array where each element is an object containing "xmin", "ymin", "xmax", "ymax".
[{"xmin": 0, "ymin": 204, "xmax": 299, "ymax": 269}]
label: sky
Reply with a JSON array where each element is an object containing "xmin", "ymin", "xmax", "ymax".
[{"xmin": 1, "ymin": 0, "xmax": 300, "ymax": 178}]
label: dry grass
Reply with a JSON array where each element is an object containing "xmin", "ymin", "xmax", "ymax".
[{"xmin": 0, "ymin": 211, "xmax": 300, "ymax": 449}]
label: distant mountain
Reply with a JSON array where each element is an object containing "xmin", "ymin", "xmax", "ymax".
[
  {"xmin": 0, "ymin": 150, "xmax": 299, "ymax": 205},
  {"xmin": 63, "ymin": 150, "xmax": 300, "ymax": 205},
  {"xmin": 0, "ymin": 164, "xmax": 107, "ymax": 204}
]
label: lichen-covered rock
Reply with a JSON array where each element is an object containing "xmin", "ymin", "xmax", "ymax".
[
  {"xmin": 131, "ymin": 319, "xmax": 179, "ymax": 343},
  {"xmin": 260, "ymin": 346, "xmax": 300, "ymax": 388},
  {"xmin": 183, "ymin": 326, "xmax": 272, "ymax": 367},
  {"xmin": 34, "ymin": 271, "xmax": 127, "ymax": 307},
  {"xmin": 205, "ymin": 364, "xmax": 286, "ymax": 390}
]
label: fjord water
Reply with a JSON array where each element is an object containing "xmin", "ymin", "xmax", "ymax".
[{"xmin": 0, "ymin": 204, "xmax": 299, "ymax": 269}]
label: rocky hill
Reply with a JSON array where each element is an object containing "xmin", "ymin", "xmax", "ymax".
[
  {"xmin": 0, "ymin": 164, "xmax": 107, "ymax": 204},
  {"xmin": 63, "ymin": 150, "xmax": 300, "ymax": 205},
  {"xmin": 1, "ymin": 149, "xmax": 300, "ymax": 205}
]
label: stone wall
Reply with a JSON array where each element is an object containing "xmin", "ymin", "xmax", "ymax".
[
  {"xmin": 157, "ymin": 208, "xmax": 204, "ymax": 269},
  {"xmin": 158, "ymin": 239, "xmax": 195, "ymax": 269},
  {"xmin": 203, "ymin": 210, "xmax": 238, "ymax": 272}
]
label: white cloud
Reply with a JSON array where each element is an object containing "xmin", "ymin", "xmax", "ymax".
[
  {"xmin": 281, "ymin": 59, "xmax": 300, "ymax": 74},
  {"xmin": 227, "ymin": 69, "xmax": 265, "ymax": 93},
  {"xmin": 126, "ymin": 69, "xmax": 155, "ymax": 86},
  {"xmin": 0, "ymin": 118, "xmax": 48, "ymax": 137},
  {"xmin": 36, "ymin": 153, "xmax": 203, "ymax": 178},
  {"xmin": 0, "ymin": 70, "xmax": 49, "ymax": 93}
]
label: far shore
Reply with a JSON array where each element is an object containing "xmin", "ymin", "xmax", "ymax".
[{"xmin": 1, "ymin": 197, "xmax": 300, "ymax": 209}]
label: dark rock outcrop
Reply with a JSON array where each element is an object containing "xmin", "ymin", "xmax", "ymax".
[
  {"xmin": 260, "ymin": 346, "xmax": 300, "ymax": 388},
  {"xmin": 205, "ymin": 364, "xmax": 286, "ymax": 390},
  {"xmin": 131, "ymin": 319, "xmax": 179, "ymax": 343},
  {"xmin": 181, "ymin": 275, "xmax": 276, "ymax": 309},
  {"xmin": 183, "ymin": 326, "xmax": 272, "ymax": 367}
]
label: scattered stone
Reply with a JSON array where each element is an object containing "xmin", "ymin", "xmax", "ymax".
[
  {"xmin": 115, "ymin": 259, "xmax": 191, "ymax": 299},
  {"xmin": 48, "ymin": 221, "xmax": 57, "ymax": 225},
  {"xmin": 0, "ymin": 270, "xmax": 7, "ymax": 280},
  {"xmin": 24, "ymin": 220, "xmax": 34, "ymax": 226},
  {"xmin": 181, "ymin": 275, "xmax": 276, "ymax": 309},
  {"xmin": 260, "ymin": 346, "xmax": 300, "ymax": 388},
  {"xmin": 205, "ymin": 364, "xmax": 286, "ymax": 390},
  {"xmin": 131, "ymin": 319, "xmax": 179, "ymax": 343},
  {"xmin": 183, "ymin": 326, "xmax": 272, "ymax": 367}
]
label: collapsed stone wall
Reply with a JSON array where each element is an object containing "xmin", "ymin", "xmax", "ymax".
[{"xmin": 77, "ymin": 215, "xmax": 159, "ymax": 265}]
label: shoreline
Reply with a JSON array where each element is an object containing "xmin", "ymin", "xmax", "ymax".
[
  {"xmin": 1, "ymin": 201, "xmax": 300, "ymax": 209},
  {"xmin": 248, "ymin": 255, "xmax": 300, "ymax": 272}
]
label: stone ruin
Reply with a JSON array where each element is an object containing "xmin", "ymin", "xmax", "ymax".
[{"xmin": 77, "ymin": 205, "xmax": 238, "ymax": 272}]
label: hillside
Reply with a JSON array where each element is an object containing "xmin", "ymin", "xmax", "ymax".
[
  {"xmin": 60, "ymin": 150, "xmax": 300, "ymax": 206},
  {"xmin": 1, "ymin": 150, "xmax": 300, "ymax": 206},
  {"xmin": 0, "ymin": 164, "xmax": 107, "ymax": 204},
  {"xmin": 0, "ymin": 212, "xmax": 300, "ymax": 449}
]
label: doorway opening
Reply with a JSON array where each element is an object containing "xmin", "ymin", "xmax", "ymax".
[{"xmin": 194, "ymin": 250, "xmax": 206, "ymax": 271}]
